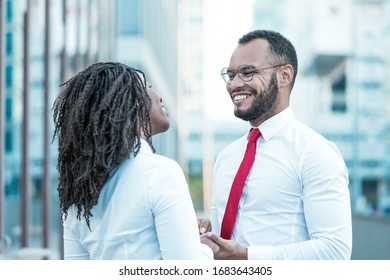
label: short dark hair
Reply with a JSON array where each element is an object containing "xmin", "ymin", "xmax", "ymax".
[{"xmin": 238, "ymin": 30, "xmax": 298, "ymax": 87}]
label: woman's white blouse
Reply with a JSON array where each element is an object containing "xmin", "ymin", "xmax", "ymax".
[{"xmin": 63, "ymin": 139, "xmax": 212, "ymax": 260}]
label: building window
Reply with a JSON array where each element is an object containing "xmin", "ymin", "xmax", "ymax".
[
  {"xmin": 6, "ymin": 65, "xmax": 12, "ymax": 87},
  {"xmin": 5, "ymin": 127, "xmax": 13, "ymax": 152},
  {"xmin": 331, "ymin": 74, "xmax": 347, "ymax": 113},
  {"xmin": 362, "ymin": 179, "xmax": 378, "ymax": 211},
  {"xmin": 116, "ymin": 0, "xmax": 140, "ymax": 35},
  {"xmin": 6, "ymin": 32, "xmax": 13, "ymax": 55},
  {"xmin": 6, "ymin": 0, "xmax": 13, "ymax": 22}
]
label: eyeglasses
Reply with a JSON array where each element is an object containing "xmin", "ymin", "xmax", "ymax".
[{"xmin": 221, "ymin": 64, "xmax": 285, "ymax": 84}]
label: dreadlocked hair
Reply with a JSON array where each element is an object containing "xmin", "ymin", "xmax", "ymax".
[{"xmin": 52, "ymin": 62, "xmax": 154, "ymax": 229}]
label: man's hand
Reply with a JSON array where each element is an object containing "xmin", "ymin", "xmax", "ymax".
[
  {"xmin": 197, "ymin": 218, "xmax": 212, "ymax": 234},
  {"xmin": 200, "ymin": 234, "xmax": 220, "ymax": 256},
  {"xmin": 201, "ymin": 232, "xmax": 247, "ymax": 260}
]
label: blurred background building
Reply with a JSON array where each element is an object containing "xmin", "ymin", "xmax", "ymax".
[{"xmin": 1, "ymin": 0, "xmax": 389, "ymax": 259}]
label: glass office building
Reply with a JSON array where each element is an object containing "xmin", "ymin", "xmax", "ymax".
[
  {"xmin": 1, "ymin": 0, "xmax": 180, "ymax": 260},
  {"xmin": 0, "ymin": 0, "xmax": 116, "ymax": 259}
]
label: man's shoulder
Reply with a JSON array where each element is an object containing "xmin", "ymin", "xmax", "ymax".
[
  {"xmin": 290, "ymin": 118, "xmax": 329, "ymax": 141},
  {"xmin": 289, "ymin": 119, "xmax": 344, "ymax": 158}
]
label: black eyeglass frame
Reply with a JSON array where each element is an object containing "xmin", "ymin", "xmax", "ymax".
[{"xmin": 221, "ymin": 64, "xmax": 286, "ymax": 84}]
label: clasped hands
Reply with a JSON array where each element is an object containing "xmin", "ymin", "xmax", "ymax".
[{"xmin": 197, "ymin": 219, "xmax": 248, "ymax": 260}]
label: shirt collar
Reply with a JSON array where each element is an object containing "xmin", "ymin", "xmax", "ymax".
[
  {"xmin": 253, "ymin": 107, "xmax": 295, "ymax": 142},
  {"xmin": 140, "ymin": 138, "xmax": 154, "ymax": 154}
]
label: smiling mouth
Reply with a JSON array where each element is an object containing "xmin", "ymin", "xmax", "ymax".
[{"xmin": 233, "ymin": 94, "xmax": 251, "ymax": 102}]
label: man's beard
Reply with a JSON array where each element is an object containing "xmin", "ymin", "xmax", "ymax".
[{"xmin": 234, "ymin": 72, "xmax": 279, "ymax": 122}]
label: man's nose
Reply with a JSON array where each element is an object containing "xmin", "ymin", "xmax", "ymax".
[{"xmin": 228, "ymin": 74, "xmax": 244, "ymax": 89}]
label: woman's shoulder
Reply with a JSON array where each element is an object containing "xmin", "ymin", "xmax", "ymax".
[
  {"xmin": 149, "ymin": 152, "xmax": 181, "ymax": 169},
  {"xmin": 127, "ymin": 151, "xmax": 184, "ymax": 178}
]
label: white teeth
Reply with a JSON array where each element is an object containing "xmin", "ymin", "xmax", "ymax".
[{"xmin": 234, "ymin": 95, "xmax": 249, "ymax": 102}]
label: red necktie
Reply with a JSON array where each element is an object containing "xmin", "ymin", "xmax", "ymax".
[{"xmin": 220, "ymin": 128, "xmax": 261, "ymax": 239}]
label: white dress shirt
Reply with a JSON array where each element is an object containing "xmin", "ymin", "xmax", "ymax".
[
  {"xmin": 211, "ymin": 107, "xmax": 352, "ymax": 259},
  {"xmin": 63, "ymin": 139, "xmax": 212, "ymax": 260}
]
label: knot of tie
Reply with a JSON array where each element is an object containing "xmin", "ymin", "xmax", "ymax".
[{"xmin": 249, "ymin": 128, "xmax": 261, "ymax": 143}]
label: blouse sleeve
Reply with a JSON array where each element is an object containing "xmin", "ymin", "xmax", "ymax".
[
  {"xmin": 148, "ymin": 159, "xmax": 213, "ymax": 260},
  {"xmin": 63, "ymin": 221, "xmax": 90, "ymax": 260}
]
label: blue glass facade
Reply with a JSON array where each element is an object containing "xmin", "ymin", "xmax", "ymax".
[{"xmin": 0, "ymin": 0, "xmax": 117, "ymax": 259}]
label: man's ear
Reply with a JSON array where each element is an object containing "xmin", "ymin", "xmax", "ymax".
[{"xmin": 278, "ymin": 64, "xmax": 294, "ymax": 88}]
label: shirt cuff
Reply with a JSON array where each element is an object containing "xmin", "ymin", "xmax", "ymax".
[{"xmin": 247, "ymin": 245, "xmax": 273, "ymax": 260}]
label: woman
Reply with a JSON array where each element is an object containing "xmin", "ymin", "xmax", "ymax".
[{"xmin": 53, "ymin": 62, "xmax": 213, "ymax": 259}]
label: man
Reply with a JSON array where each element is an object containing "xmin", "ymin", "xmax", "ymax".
[{"xmin": 199, "ymin": 30, "xmax": 352, "ymax": 260}]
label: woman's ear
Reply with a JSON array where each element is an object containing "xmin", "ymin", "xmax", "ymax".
[{"xmin": 278, "ymin": 64, "xmax": 294, "ymax": 88}]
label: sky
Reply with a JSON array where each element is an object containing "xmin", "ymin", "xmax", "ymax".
[{"xmin": 202, "ymin": 0, "xmax": 255, "ymax": 123}]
